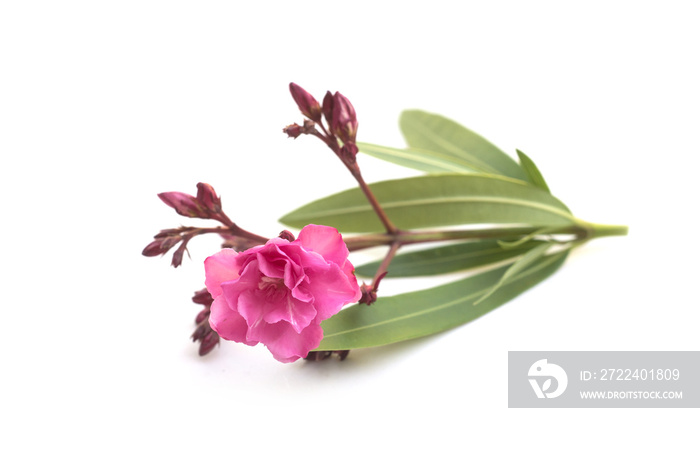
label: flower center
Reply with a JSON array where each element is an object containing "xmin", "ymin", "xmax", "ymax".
[{"xmin": 258, "ymin": 276, "xmax": 286, "ymax": 301}]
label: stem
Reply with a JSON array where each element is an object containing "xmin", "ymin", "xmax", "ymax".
[
  {"xmin": 344, "ymin": 222, "xmax": 627, "ymax": 252},
  {"xmin": 583, "ymin": 222, "xmax": 629, "ymax": 239},
  {"xmin": 371, "ymin": 240, "xmax": 400, "ymax": 287},
  {"xmin": 308, "ymin": 127, "xmax": 398, "ymax": 234},
  {"xmin": 215, "ymin": 212, "xmax": 269, "ymax": 244},
  {"xmin": 350, "ymin": 168, "xmax": 399, "ymax": 234}
]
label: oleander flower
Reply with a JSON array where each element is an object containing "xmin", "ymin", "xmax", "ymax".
[{"xmin": 204, "ymin": 224, "xmax": 361, "ymax": 362}]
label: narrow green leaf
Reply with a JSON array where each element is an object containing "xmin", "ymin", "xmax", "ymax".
[
  {"xmin": 316, "ymin": 250, "xmax": 569, "ymax": 350},
  {"xmin": 356, "ymin": 142, "xmax": 484, "ymax": 173},
  {"xmin": 355, "ymin": 239, "xmax": 547, "ymax": 278},
  {"xmin": 280, "ymin": 173, "xmax": 575, "ymax": 232},
  {"xmin": 516, "ymin": 149, "xmax": 551, "ymax": 192},
  {"xmin": 497, "ymin": 227, "xmax": 557, "ymax": 249},
  {"xmin": 474, "ymin": 242, "xmax": 552, "ymax": 304},
  {"xmin": 400, "ymin": 110, "xmax": 528, "ymax": 181}
]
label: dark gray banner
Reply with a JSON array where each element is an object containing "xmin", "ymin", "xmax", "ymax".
[{"xmin": 508, "ymin": 351, "xmax": 700, "ymax": 408}]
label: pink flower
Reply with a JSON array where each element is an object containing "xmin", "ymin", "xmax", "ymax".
[{"xmin": 204, "ymin": 224, "xmax": 361, "ymax": 362}]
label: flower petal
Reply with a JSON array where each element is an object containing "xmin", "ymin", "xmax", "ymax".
[
  {"xmin": 297, "ymin": 224, "xmax": 350, "ymax": 268},
  {"xmin": 204, "ymin": 249, "xmax": 240, "ymax": 298},
  {"xmin": 238, "ymin": 288, "xmax": 316, "ymax": 333},
  {"xmin": 258, "ymin": 320, "xmax": 324, "ymax": 363},
  {"xmin": 208, "ymin": 296, "xmax": 257, "ymax": 345},
  {"xmin": 302, "ymin": 262, "xmax": 362, "ymax": 320}
]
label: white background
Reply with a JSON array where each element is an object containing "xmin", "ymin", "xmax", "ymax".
[{"xmin": 2, "ymin": 1, "xmax": 698, "ymax": 464}]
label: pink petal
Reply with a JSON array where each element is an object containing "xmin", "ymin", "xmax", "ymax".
[
  {"xmin": 204, "ymin": 249, "xmax": 240, "ymax": 298},
  {"xmin": 258, "ymin": 321, "xmax": 325, "ymax": 363},
  {"xmin": 238, "ymin": 288, "xmax": 317, "ymax": 334},
  {"xmin": 220, "ymin": 262, "xmax": 264, "ymax": 324},
  {"xmin": 296, "ymin": 224, "xmax": 350, "ymax": 268},
  {"xmin": 208, "ymin": 296, "xmax": 257, "ymax": 345},
  {"xmin": 302, "ymin": 262, "xmax": 362, "ymax": 321}
]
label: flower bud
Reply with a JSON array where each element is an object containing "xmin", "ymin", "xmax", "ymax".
[
  {"xmin": 157, "ymin": 192, "xmax": 208, "ymax": 219},
  {"xmin": 191, "ymin": 323, "xmax": 209, "ymax": 342},
  {"xmin": 340, "ymin": 141, "xmax": 358, "ymax": 165},
  {"xmin": 142, "ymin": 239, "xmax": 165, "ymax": 257},
  {"xmin": 195, "ymin": 309, "xmax": 211, "ymax": 325},
  {"xmin": 199, "ymin": 331, "xmax": 220, "ymax": 356},
  {"xmin": 192, "ymin": 288, "xmax": 214, "ymax": 306},
  {"xmin": 283, "ymin": 123, "xmax": 303, "ymax": 139},
  {"xmin": 289, "ymin": 83, "xmax": 322, "ymax": 122},
  {"xmin": 142, "ymin": 235, "xmax": 182, "ymax": 257},
  {"xmin": 278, "ymin": 230, "xmax": 295, "ymax": 242},
  {"xmin": 322, "ymin": 91, "xmax": 335, "ymax": 128},
  {"xmin": 171, "ymin": 242, "xmax": 188, "ymax": 268},
  {"xmin": 196, "ymin": 182, "xmax": 222, "ymax": 214},
  {"xmin": 331, "ymin": 92, "xmax": 358, "ymax": 144}
]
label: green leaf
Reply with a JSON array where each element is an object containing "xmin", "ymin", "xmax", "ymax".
[
  {"xmin": 516, "ymin": 149, "xmax": 551, "ymax": 192},
  {"xmin": 316, "ymin": 250, "xmax": 569, "ymax": 350},
  {"xmin": 356, "ymin": 142, "xmax": 484, "ymax": 173},
  {"xmin": 280, "ymin": 173, "xmax": 575, "ymax": 233},
  {"xmin": 400, "ymin": 110, "xmax": 528, "ymax": 181},
  {"xmin": 497, "ymin": 227, "xmax": 557, "ymax": 249},
  {"xmin": 355, "ymin": 239, "xmax": 548, "ymax": 278},
  {"xmin": 474, "ymin": 242, "xmax": 552, "ymax": 304}
]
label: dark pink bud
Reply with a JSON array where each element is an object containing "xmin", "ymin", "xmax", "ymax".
[
  {"xmin": 157, "ymin": 192, "xmax": 208, "ymax": 219},
  {"xmin": 278, "ymin": 230, "xmax": 295, "ymax": 242},
  {"xmin": 191, "ymin": 323, "xmax": 209, "ymax": 342},
  {"xmin": 331, "ymin": 92, "xmax": 358, "ymax": 144},
  {"xmin": 154, "ymin": 228, "xmax": 180, "ymax": 238},
  {"xmin": 199, "ymin": 331, "xmax": 220, "ymax": 356},
  {"xmin": 192, "ymin": 288, "xmax": 214, "ymax": 306},
  {"xmin": 196, "ymin": 182, "xmax": 221, "ymax": 214},
  {"xmin": 195, "ymin": 309, "xmax": 211, "ymax": 325},
  {"xmin": 142, "ymin": 239, "xmax": 165, "ymax": 257},
  {"xmin": 171, "ymin": 242, "xmax": 188, "ymax": 268},
  {"xmin": 322, "ymin": 91, "xmax": 334, "ymax": 128},
  {"xmin": 142, "ymin": 235, "xmax": 182, "ymax": 257},
  {"xmin": 289, "ymin": 83, "xmax": 322, "ymax": 122},
  {"xmin": 283, "ymin": 123, "xmax": 303, "ymax": 139},
  {"xmin": 340, "ymin": 141, "xmax": 358, "ymax": 165}
]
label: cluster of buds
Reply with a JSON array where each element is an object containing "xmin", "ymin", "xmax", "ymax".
[
  {"xmin": 143, "ymin": 181, "xmax": 269, "ymax": 355},
  {"xmin": 142, "ymin": 227, "xmax": 191, "ymax": 267},
  {"xmin": 190, "ymin": 288, "xmax": 219, "ymax": 356},
  {"xmin": 284, "ymin": 83, "xmax": 359, "ymax": 167},
  {"xmin": 142, "ymin": 183, "xmax": 226, "ymax": 266},
  {"xmin": 157, "ymin": 182, "xmax": 223, "ymax": 221},
  {"xmin": 142, "ymin": 182, "xmax": 269, "ymax": 267}
]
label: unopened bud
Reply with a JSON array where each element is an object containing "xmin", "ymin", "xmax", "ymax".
[
  {"xmin": 157, "ymin": 191, "xmax": 208, "ymax": 219},
  {"xmin": 191, "ymin": 323, "xmax": 209, "ymax": 342},
  {"xmin": 199, "ymin": 331, "xmax": 220, "ymax": 356},
  {"xmin": 192, "ymin": 288, "xmax": 214, "ymax": 306},
  {"xmin": 196, "ymin": 182, "xmax": 222, "ymax": 214},
  {"xmin": 171, "ymin": 242, "xmax": 188, "ymax": 268},
  {"xmin": 283, "ymin": 123, "xmax": 303, "ymax": 139},
  {"xmin": 278, "ymin": 230, "xmax": 295, "ymax": 242},
  {"xmin": 289, "ymin": 83, "xmax": 322, "ymax": 122},
  {"xmin": 340, "ymin": 142, "xmax": 358, "ymax": 165},
  {"xmin": 322, "ymin": 91, "xmax": 335, "ymax": 128},
  {"xmin": 195, "ymin": 309, "xmax": 211, "ymax": 325},
  {"xmin": 142, "ymin": 239, "xmax": 165, "ymax": 257},
  {"xmin": 331, "ymin": 92, "xmax": 358, "ymax": 144},
  {"xmin": 142, "ymin": 235, "xmax": 182, "ymax": 257}
]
